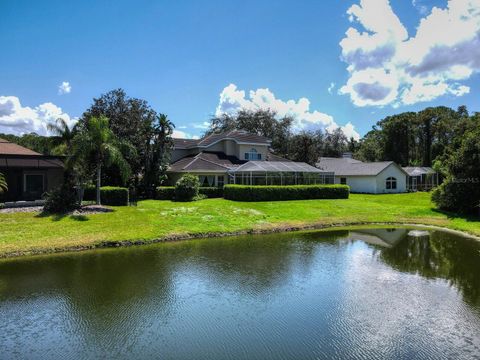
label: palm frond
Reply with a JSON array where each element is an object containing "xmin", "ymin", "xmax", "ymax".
[{"xmin": 0, "ymin": 172, "xmax": 8, "ymax": 194}]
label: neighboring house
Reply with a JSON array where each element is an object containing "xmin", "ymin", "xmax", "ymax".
[
  {"xmin": 317, "ymin": 154, "xmax": 408, "ymax": 194},
  {"xmin": 403, "ymin": 166, "xmax": 439, "ymax": 191},
  {"xmin": 168, "ymin": 130, "xmax": 333, "ymax": 186},
  {"xmin": 0, "ymin": 138, "xmax": 64, "ymax": 202}
]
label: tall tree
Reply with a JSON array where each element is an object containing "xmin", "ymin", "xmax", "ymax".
[
  {"xmin": 143, "ymin": 114, "xmax": 175, "ymax": 196},
  {"xmin": 355, "ymin": 128, "xmax": 383, "ymax": 162},
  {"xmin": 432, "ymin": 117, "xmax": 480, "ymax": 214},
  {"xmin": 322, "ymin": 128, "xmax": 348, "ymax": 157},
  {"xmin": 47, "ymin": 118, "xmax": 76, "ymax": 155},
  {"xmin": 74, "ymin": 116, "xmax": 134, "ymax": 205},
  {"xmin": 81, "ymin": 89, "xmax": 157, "ymax": 186},
  {"xmin": 288, "ymin": 131, "xmax": 323, "ymax": 165}
]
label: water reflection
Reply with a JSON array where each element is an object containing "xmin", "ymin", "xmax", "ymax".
[
  {"xmin": 375, "ymin": 229, "xmax": 480, "ymax": 306},
  {"xmin": 0, "ymin": 227, "xmax": 479, "ymax": 359}
]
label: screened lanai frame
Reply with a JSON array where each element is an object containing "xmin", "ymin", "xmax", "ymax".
[{"xmin": 228, "ymin": 161, "xmax": 335, "ymax": 186}]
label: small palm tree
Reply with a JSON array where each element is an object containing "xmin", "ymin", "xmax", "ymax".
[
  {"xmin": 47, "ymin": 118, "xmax": 76, "ymax": 155},
  {"xmin": 74, "ymin": 115, "xmax": 133, "ymax": 205},
  {"xmin": 0, "ymin": 172, "xmax": 7, "ymax": 194}
]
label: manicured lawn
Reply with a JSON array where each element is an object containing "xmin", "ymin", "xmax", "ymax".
[{"xmin": 0, "ymin": 192, "xmax": 478, "ymax": 258}]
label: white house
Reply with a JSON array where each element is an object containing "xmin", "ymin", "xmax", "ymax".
[{"xmin": 317, "ymin": 155, "xmax": 408, "ymax": 194}]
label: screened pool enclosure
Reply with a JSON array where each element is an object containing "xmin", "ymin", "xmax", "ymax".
[{"xmin": 228, "ymin": 161, "xmax": 334, "ymax": 186}]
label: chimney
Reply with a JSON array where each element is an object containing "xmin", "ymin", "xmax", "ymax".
[{"xmin": 342, "ymin": 152, "xmax": 353, "ymax": 159}]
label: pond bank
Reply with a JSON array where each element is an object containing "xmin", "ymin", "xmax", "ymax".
[
  {"xmin": 2, "ymin": 221, "xmax": 479, "ymax": 260},
  {"xmin": 1, "ymin": 193, "xmax": 479, "ymax": 260}
]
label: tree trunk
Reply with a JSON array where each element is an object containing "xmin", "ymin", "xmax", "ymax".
[{"xmin": 96, "ymin": 166, "xmax": 101, "ymax": 205}]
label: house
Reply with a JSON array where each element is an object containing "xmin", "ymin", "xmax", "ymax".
[
  {"xmin": 0, "ymin": 138, "xmax": 64, "ymax": 202},
  {"xmin": 168, "ymin": 130, "xmax": 334, "ymax": 186},
  {"xmin": 316, "ymin": 154, "xmax": 408, "ymax": 193},
  {"xmin": 403, "ymin": 166, "xmax": 439, "ymax": 191}
]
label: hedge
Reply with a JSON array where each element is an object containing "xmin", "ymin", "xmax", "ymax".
[
  {"xmin": 83, "ymin": 186, "xmax": 129, "ymax": 206},
  {"xmin": 199, "ymin": 187, "xmax": 223, "ymax": 198},
  {"xmin": 156, "ymin": 186, "xmax": 224, "ymax": 200},
  {"xmin": 223, "ymin": 184, "xmax": 350, "ymax": 201},
  {"xmin": 155, "ymin": 186, "xmax": 175, "ymax": 200}
]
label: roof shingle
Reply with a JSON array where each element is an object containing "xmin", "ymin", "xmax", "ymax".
[
  {"xmin": 317, "ymin": 157, "xmax": 401, "ymax": 176},
  {"xmin": 0, "ymin": 138, "xmax": 42, "ymax": 156},
  {"xmin": 173, "ymin": 130, "xmax": 271, "ymax": 149}
]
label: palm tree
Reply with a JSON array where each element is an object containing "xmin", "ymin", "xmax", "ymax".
[
  {"xmin": 74, "ymin": 115, "xmax": 133, "ymax": 205},
  {"xmin": 47, "ymin": 118, "xmax": 76, "ymax": 155},
  {"xmin": 0, "ymin": 172, "xmax": 7, "ymax": 194}
]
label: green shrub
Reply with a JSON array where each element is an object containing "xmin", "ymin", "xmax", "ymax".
[
  {"xmin": 44, "ymin": 185, "xmax": 79, "ymax": 213},
  {"xmin": 199, "ymin": 187, "xmax": 223, "ymax": 198},
  {"xmin": 175, "ymin": 174, "xmax": 200, "ymax": 201},
  {"xmin": 83, "ymin": 186, "xmax": 129, "ymax": 206},
  {"xmin": 156, "ymin": 186, "xmax": 175, "ymax": 200},
  {"xmin": 223, "ymin": 184, "xmax": 350, "ymax": 201}
]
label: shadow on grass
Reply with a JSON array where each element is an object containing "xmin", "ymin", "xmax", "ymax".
[
  {"xmin": 35, "ymin": 207, "xmax": 115, "ymax": 222},
  {"xmin": 35, "ymin": 212, "xmax": 90, "ymax": 222},
  {"xmin": 431, "ymin": 208, "xmax": 480, "ymax": 223}
]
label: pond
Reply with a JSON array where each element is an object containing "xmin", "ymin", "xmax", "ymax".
[{"xmin": 1, "ymin": 227, "xmax": 480, "ymax": 359}]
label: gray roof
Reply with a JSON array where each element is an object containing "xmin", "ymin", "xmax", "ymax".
[
  {"xmin": 168, "ymin": 152, "xmax": 245, "ymax": 173},
  {"xmin": 173, "ymin": 130, "xmax": 271, "ymax": 149},
  {"xmin": 230, "ymin": 161, "xmax": 328, "ymax": 173},
  {"xmin": 402, "ymin": 166, "xmax": 436, "ymax": 176},
  {"xmin": 317, "ymin": 157, "xmax": 404, "ymax": 176}
]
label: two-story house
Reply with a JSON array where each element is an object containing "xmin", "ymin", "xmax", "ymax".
[{"xmin": 167, "ymin": 130, "xmax": 334, "ymax": 186}]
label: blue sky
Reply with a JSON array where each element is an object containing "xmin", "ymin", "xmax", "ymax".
[{"xmin": 0, "ymin": 0, "xmax": 479, "ymax": 139}]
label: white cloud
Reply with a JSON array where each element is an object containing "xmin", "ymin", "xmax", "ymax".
[
  {"xmin": 412, "ymin": 0, "xmax": 429, "ymax": 15},
  {"xmin": 0, "ymin": 96, "xmax": 76, "ymax": 136},
  {"xmin": 216, "ymin": 84, "xmax": 360, "ymax": 140},
  {"xmin": 172, "ymin": 129, "xmax": 199, "ymax": 139},
  {"xmin": 340, "ymin": 0, "xmax": 480, "ymax": 107},
  {"xmin": 58, "ymin": 81, "xmax": 71, "ymax": 95},
  {"xmin": 327, "ymin": 82, "xmax": 336, "ymax": 94},
  {"xmin": 192, "ymin": 121, "xmax": 210, "ymax": 129}
]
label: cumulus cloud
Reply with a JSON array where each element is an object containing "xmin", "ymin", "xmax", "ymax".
[
  {"xmin": 215, "ymin": 84, "xmax": 360, "ymax": 140},
  {"xmin": 340, "ymin": 0, "xmax": 480, "ymax": 107},
  {"xmin": 192, "ymin": 121, "xmax": 210, "ymax": 130},
  {"xmin": 172, "ymin": 129, "xmax": 199, "ymax": 139},
  {"xmin": 0, "ymin": 96, "xmax": 76, "ymax": 136},
  {"xmin": 58, "ymin": 81, "xmax": 71, "ymax": 95},
  {"xmin": 327, "ymin": 82, "xmax": 336, "ymax": 94}
]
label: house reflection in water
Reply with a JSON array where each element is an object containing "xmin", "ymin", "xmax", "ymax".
[{"xmin": 348, "ymin": 228, "xmax": 410, "ymax": 248}]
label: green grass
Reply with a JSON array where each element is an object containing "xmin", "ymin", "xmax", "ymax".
[{"xmin": 0, "ymin": 192, "xmax": 479, "ymax": 258}]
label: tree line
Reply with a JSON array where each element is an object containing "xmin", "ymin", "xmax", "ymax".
[{"xmin": 2, "ymin": 90, "xmax": 478, "ymax": 214}]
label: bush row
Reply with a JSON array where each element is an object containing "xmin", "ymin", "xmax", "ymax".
[
  {"xmin": 223, "ymin": 184, "xmax": 350, "ymax": 201},
  {"xmin": 83, "ymin": 186, "xmax": 129, "ymax": 206},
  {"xmin": 156, "ymin": 186, "xmax": 224, "ymax": 200}
]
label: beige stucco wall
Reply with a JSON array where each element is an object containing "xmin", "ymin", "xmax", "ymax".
[
  {"xmin": 237, "ymin": 144, "xmax": 269, "ymax": 161},
  {"xmin": 172, "ymin": 140, "xmax": 269, "ymax": 162}
]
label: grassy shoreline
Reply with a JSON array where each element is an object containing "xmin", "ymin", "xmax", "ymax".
[{"xmin": 1, "ymin": 193, "xmax": 479, "ymax": 259}]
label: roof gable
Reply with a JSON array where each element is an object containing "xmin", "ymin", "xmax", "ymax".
[
  {"xmin": 173, "ymin": 130, "xmax": 271, "ymax": 149},
  {"xmin": 317, "ymin": 157, "xmax": 399, "ymax": 176},
  {"xmin": 0, "ymin": 138, "xmax": 42, "ymax": 156}
]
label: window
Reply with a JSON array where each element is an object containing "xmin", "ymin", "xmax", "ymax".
[
  {"xmin": 217, "ymin": 175, "xmax": 225, "ymax": 187},
  {"xmin": 244, "ymin": 148, "xmax": 261, "ymax": 160},
  {"xmin": 340, "ymin": 177, "xmax": 347, "ymax": 185},
  {"xmin": 386, "ymin": 177, "xmax": 397, "ymax": 190},
  {"xmin": 24, "ymin": 174, "xmax": 44, "ymax": 194}
]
